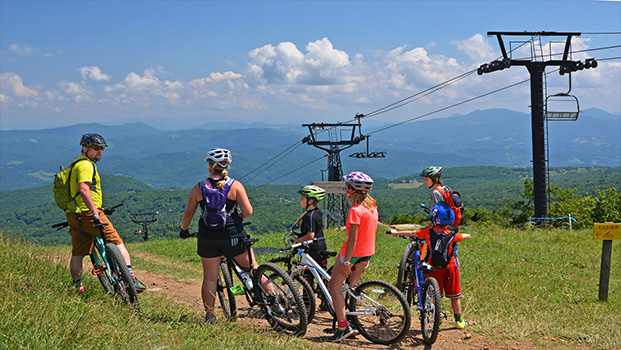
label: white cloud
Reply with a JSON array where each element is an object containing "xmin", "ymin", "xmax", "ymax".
[
  {"xmin": 78, "ymin": 66, "xmax": 111, "ymax": 81},
  {"xmin": 1, "ymin": 35, "xmax": 618, "ymax": 126},
  {"xmin": 7, "ymin": 43, "xmax": 54, "ymax": 57},
  {"xmin": 452, "ymin": 34, "xmax": 497, "ymax": 62},
  {"xmin": 0, "ymin": 72, "xmax": 38, "ymax": 97}
]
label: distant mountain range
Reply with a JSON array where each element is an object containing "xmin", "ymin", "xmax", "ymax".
[{"xmin": 1, "ymin": 108, "xmax": 619, "ymax": 191}]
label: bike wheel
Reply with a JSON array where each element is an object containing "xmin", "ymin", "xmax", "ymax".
[
  {"xmin": 348, "ymin": 279, "xmax": 411, "ymax": 345},
  {"xmin": 218, "ymin": 259, "xmax": 237, "ymax": 321},
  {"xmin": 292, "ymin": 274, "xmax": 316, "ymax": 324},
  {"xmin": 268, "ymin": 257, "xmax": 316, "ymax": 323},
  {"xmin": 407, "ymin": 263, "xmax": 417, "ymax": 307},
  {"xmin": 253, "ymin": 262, "xmax": 308, "ymax": 337},
  {"xmin": 105, "ymin": 243, "xmax": 140, "ymax": 310},
  {"xmin": 421, "ymin": 277, "xmax": 442, "ymax": 345},
  {"xmin": 396, "ymin": 241, "xmax": 416, "ymax": 293},
  {"xmin": 90, "ymin": 248, "xmax": 114, "ymax": 295}
]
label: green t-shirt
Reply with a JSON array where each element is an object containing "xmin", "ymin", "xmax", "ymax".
[{"xmin": 69, "ymin": 156, "xmax": 101, "ymax": 212}]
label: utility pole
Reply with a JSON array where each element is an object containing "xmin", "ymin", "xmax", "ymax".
[{"xmin": 479, "ymin": 31, "xmax": 597, "ymax": 224}]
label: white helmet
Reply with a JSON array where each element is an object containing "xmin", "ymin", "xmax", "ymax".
[{"xmin": 204, "ymin": 148, "xmax": 232, "ymax": 168}]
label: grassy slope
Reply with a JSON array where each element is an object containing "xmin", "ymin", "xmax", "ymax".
[{"xmin": 2, "ymin": 225, "xmax": 620, "ymax": 350}]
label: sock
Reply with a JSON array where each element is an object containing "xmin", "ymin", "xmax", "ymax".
[
  {"xmin": 454, "ymin": 313, "xmax": 463, "ymax": 322},
  {"xmin": 127, "ymin": 266, "xmax": 135, "ymax": 279},
  {"xmin": 337, "ymin": 320, "xmax": 348, "ymax": 330},
  {"xmin": 73, "ymin": 279, "xmax": 85, "ymax": 293}
]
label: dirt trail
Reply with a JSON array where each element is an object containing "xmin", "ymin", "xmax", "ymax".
[{"xmin": 129, "ymin": 252, "xmax": 544, "ymax": 350}]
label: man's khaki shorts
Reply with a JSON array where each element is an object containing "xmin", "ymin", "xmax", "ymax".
[{"xmin": 67, "ymin": 209, "xmax": 123, "ymax": 256}]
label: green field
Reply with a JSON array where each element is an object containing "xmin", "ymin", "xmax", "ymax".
[{"xmin": 2, "ymin": 224, "xmax": 620, "ymax": 350}]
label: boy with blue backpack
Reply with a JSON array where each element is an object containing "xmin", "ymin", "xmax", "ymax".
[{"xmin": 391, "ymin": 202, "xmax": 471, "ymax": 329}]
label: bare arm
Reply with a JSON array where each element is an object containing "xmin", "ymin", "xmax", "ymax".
[
  {"xmin": 78, "ymin": 182, "xmax": 99, "ymax": 216},
  {"xmin": 181, "ymin": 184, "xmax": 201, "ymax": 230},
  {"xmin": 230, "ymin": 181, "xmax": 253, "ymax": 219}
]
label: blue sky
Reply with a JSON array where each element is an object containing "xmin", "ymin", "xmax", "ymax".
[{"xmin": 1, "ymin": 0, "xmax": 620, "ymax": 130}]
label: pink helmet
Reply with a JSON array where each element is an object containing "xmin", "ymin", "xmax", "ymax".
[{"xmin": 343, "ymin": 171, "xmax": 373, "ymax": 193}]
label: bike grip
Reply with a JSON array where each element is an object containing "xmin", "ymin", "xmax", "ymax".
[{"xmin": 51, "ymin": 222, "xmax": 68, "ymax": 228}]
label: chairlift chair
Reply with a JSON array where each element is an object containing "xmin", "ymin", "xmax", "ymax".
[{"xmin": 545, "ymin": 93, "xmax": 580, "ymax": 121}]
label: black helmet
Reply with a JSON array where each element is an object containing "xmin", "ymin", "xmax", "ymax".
[
  {"xmin": 420, "ymin": 166, "xmax": 442, "ymax": 178},
  {"xmin": 80, "ymin": 133, "xmax": 108, "ymax": 147}
]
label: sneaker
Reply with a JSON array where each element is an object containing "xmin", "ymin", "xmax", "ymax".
[
  {"xmin": 134, "ymin": 277, "xmax": 147, "ymax": 293},
  {"xmin": 455, "ymin": 320, "xmax": 467, "ymax": 329},
  {"xmin": 204, "ymin": 315, "xmax": 216, "ymax": 325},
  {"xmin": 328, "ymin": 325, "xmax": 358, "ymax": 342}
]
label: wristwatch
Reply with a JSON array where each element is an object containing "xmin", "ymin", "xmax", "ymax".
[{"xmin": 343, "ymin": 261, "xmax": 352, "ymax": 266}]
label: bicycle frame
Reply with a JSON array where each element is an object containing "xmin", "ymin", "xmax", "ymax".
[
  {"xmin": 287, "ymin": 240, "xmax": 381, "ymax": 318},
  {"xmin": 90, "ymin": 236, "xmax": 118, "ymax": 285}
]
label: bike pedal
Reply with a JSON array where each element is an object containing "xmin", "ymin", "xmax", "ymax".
[{"xmin": 230, "ymin": 285, "xmax": 245, "ymax": 295}]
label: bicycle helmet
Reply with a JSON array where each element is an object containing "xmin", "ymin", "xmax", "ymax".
[
  {"xmin": 343, "ymin": 171, "xmax": 373, "ymax": 193},
  {"xmin": 420, "ymin": 166, "xmax": 442, "ymax": 178},
  {"xmin": 429, "ymin": 202, "xmax": 455, "ymax": 226},
  {"xmin": 80, "ymin": 133, "xmax": 107, "ymax": 147},
  {"xmin": 298, "ymin": 185, "xmax": 326, "ymax": 201},
  {"xmin": 204, "ymin": 148, "xmax": 232, "ymax": 168}
]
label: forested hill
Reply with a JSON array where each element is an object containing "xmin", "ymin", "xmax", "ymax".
[
  {"xmin": 1, "ymin": 166, "xmax": 619, "ymax": 246},
  {"xmin": 1, "ymin": 108, "xmax": 619, "ymax": 191}
]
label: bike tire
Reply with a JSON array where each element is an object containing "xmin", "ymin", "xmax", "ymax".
[
  {"xmin": 421, "ymin": 277, "xmax": 442, "ymax": 345},
  {"xmin": 267, "ymin": 257, "xmax": 316, "ymax": 323},
  {"xmin": 253, "ymin": 262, "xmax": 308, "ymax": 337},
  {"xmin": 407, "ymin": 262, "xmax": 417, "ymax": 307},
  {"xmin": 396, "ymin": 240, "xmax": 416, "ymax": 293},
  {"xmin": 90, "ymin": 247, "xmax": 114, "ymax": 295},
  {"xmin": 105, "ymin": 243, "xmax": 140, "ymax": 310},
  {"xmin": 218, "ymin": 259, "xmax": 237, "ymax": 321},
  {"xmin": 348, "ymin": 279, "xmax": 411, "ymax": 345}
]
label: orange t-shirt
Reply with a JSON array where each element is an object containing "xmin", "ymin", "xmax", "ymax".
[{"xmin": 340, "ymin": 203, "xmax": 379, "ymax": 257}]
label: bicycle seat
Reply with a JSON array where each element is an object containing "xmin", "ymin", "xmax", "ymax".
[
  {"xmin": 243, "ymin": 237, "xmax": 260, "ymax": 247},
  {"xmin": 320, "ymin": 250, "xmax": 338, "ymax": 259}
]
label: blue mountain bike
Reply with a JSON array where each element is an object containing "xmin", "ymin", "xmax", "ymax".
[{"xmin": 52, "ymin": 204, "xmax": 140, "ymax": 309}]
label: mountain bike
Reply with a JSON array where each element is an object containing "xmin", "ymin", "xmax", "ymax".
[
  {"xmin": 186, "ymin": 230, "xmax": 308, "ymax": 337},
  {"xmin": 52, "ymin": 204, "xmax": 140, "ymax": 309},
  {"xmin": 279, "ymin": 237, "xmax": 411, "ymax": 344},
  {"xmin": 390, "ymin": 204, "xmax": 442, "ymax": 345},
  {"xmin": 267, "ymin": 228, "xmax": 338, "ymax": 324}
]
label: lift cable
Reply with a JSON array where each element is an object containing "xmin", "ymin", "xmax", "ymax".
[
  {"xmin": 368, "ymin": 77, "xmax": 531, "ymax": 136},
  {"xmin": 239, "ymin": 140, "xmax": 305, "ymax": 183},
  {"xmin": 263, "ymin": 155, "xmax": 327, "ymax": 185}
]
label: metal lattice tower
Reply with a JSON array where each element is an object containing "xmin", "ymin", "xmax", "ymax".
[{"xmin": 302, "ymin": 114, "xmax": 384, "ymax": 227}]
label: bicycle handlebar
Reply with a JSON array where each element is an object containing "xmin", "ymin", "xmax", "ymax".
[
  {"xmin": 52, "ymin": 203, "xmax": 123, "ymax": 230},
  {"xmin": 281, "ymin": 236, "xmax": 326, "ymax": 251},
  {"xmin": 103, "ymin": 203, "xmax": 123, "ymax": 215}
]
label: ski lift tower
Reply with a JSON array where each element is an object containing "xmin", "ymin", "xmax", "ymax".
[
  {"xmin": 478, "ymin": 31, "xmax": 597, "ymax": 224},
  {"xmin": 303, "ymin": 114, "xmax": 384, "ymax": 227},
  {"xmin": 131, "ymin": 212, "xmax": 159, "ymax": 241}
]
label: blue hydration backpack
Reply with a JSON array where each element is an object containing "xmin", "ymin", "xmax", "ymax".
[{"xmin": 198, "ymin": 178, "xmax": 236, "ymax": 230}]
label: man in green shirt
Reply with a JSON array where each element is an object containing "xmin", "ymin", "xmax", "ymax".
[{"xmin": 66, "ymin": 133, "xmax": 146, "ymax": 294}]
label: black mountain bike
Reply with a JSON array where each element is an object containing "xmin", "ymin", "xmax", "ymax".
[{"xmin": 186, "ymin": 229, "xmax": 308, "ymax": 336}]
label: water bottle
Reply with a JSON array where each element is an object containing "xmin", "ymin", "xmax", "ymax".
[{"xmin": 236, "ymin": 265, "xmax": 253, "ymax": 290}]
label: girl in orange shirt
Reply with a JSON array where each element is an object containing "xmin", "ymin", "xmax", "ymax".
[{"xmin": 327, "ymin": 171, "xmax": 378, "ymax": 342}]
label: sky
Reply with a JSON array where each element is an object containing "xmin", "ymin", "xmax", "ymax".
[{"xmin": 1, "ymin": 0, "xmax": 620, "ymax": 130}]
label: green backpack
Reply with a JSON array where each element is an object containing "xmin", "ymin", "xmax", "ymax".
[{"xmin": 53, "ymin": 158, "xmax": 94, "ymax": 215}]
